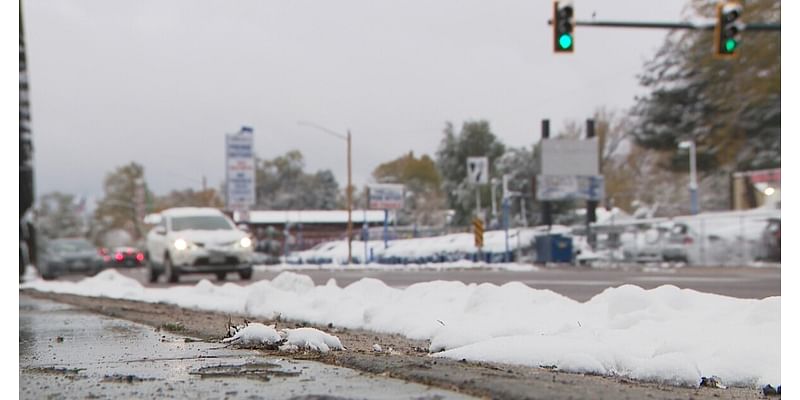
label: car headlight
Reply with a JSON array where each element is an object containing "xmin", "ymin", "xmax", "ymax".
[
  {"xmin": 174, "ymin": 239, "xmax": 188, "ymax": 251},
  {"xmin": 239, "ymin": 237, "xmax": 252, "ymax": 248}
]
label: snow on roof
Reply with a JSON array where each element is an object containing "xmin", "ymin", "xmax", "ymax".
[
  {"xmin": 248, "ymin": 210, "xmax": 391, "ymax": 225},
  {"xmin": 160, "ymin": 207, "xmax": 226, "ymax": 217}
]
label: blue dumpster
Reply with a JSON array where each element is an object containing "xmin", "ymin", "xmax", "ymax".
[{"xmin": 535, "ymin": 234, "xmax": 573, "ymax": 263}]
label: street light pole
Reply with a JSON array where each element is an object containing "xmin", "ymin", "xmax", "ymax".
[
  {"xmin": 297, "ymin": 121, "xmax": 353, "ymax": 264},
  {"xmin": 679, "ymin": 140, "xmax": 699, "ymax": 215}
]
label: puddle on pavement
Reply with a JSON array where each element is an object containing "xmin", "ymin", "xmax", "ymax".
[
  {"xmin": 20, "ymin": 295, "xmax": 472, "ymax": 399},
  {"xmin": 191, "ymin": 361, "xmax": 303, "ymax": 381}
]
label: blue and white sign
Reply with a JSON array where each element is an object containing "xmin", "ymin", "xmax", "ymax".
[
  {"xmin": 226, "ymin": 127, "xmax": 256, "ymax": 211},
  {"xmin": 536, "ymin": 175, "xmax": 604, "ymax": 201},
  {"xmin": 367, "ymin": 184, "xmax": 405, "ymax": 209}
]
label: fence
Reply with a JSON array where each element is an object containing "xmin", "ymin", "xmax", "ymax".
[{"xmin": 577, "ymin": 208, "xmax": 780, "ymax": 266}]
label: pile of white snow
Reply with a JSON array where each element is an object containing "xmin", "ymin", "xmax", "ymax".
[
  {"xmin": 223, "ymin": 322, "xmax": 282, "ymax": 345},
  {"xmin": 22, "ymin": 270, "xmax": 779, "ymax": 387},
  {"xmin": 282, "ymin": 327, "xmax": 345, "ymax": 353}
]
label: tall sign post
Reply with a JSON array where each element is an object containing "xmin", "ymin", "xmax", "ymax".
[
  {"xmin": 537, "ymin": 124, "xmax": 604, "ymax": 256},
  {"xmin": 585, "ymin": 119, "xmax": 598, "ymax": 248},
  {"xmin": 225, "ymin": 126, "xmax": 256, "ymax": 222},
  {"xmin": 367, "ymin": 184, "xmax": 404, "ymax": 250},
  {"xmin": 540, "ymin": 120, "xmax": 552, "ymax": 227},
  {"xmin": 466, "ymin": 157, "xmax": 489, "ymax": 260}
]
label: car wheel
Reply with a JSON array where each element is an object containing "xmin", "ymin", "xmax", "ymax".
[
  {"xmin": 41, "ymin": 264, "xmax": 56, "ymax": 281},
  {"xmin": 145, "ymin": 253, "xmax": 160, "ymax": 283},
  {"xmin": 164, "ymin": 255, "xmax": 180, "ymax": 283},
  {"xmin": 239, "ymin": 267, "xmax": 253, "ymax": 281},
  {"xmin": 216, "ymin": 272, "xmax": 226, "ymax": 281}
]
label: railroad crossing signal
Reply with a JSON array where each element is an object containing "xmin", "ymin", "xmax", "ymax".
[
  {"xmin": 553, "ymin": 1, "xmax": 574, "ymax": 53},
  {"xmin": 714, "ymin": 2, "xmax": 743, "ymax": 58},
  {"xmin": 473, "ymin": 218, "xmax": 484, "ymax": 248}
]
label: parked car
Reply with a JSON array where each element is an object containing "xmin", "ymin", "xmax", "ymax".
[
  {"xmin": 145, "ymin": 207, "xmax": 254, "ymax": 283},
  {"xmin": 622, "ymin": 222, "xmax": 693, "ymax": 263},
  {"xmin": 104, "ymin": 246, "xmax": 145, "ymax": 268},
  {"xmin": 39, "ymin": 238, "xmax": 105, "ymax": 280}
]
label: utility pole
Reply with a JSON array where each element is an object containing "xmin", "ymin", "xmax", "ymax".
[
  {"xmin": 296, "ymin": 121, "xmax": 354, "ymax": 264},
  {"xmin": 347, "ymin": 130, "xmax": 352, "ymax": 264}
]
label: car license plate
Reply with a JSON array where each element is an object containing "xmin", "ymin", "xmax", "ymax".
[{"xmin": 209, "ymin": 254, "xmax": 225, "ymax": 264}]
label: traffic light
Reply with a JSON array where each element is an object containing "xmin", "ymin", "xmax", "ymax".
[
  {"xmin": 553, "ymin": 1, "xmax": 574, "ymax": 53},
  {"xmin": 714, "ymin": 2, "xmax": 743, "ymax": 58}
]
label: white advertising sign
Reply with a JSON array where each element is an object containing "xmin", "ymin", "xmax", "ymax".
[
  {"xmin": 226, "ymin": 128, "xmax": 256, "ymax": 210},
  {"xmin": 367, "ymin": 184, "xmax": 405, "ymax": 209},
  {"xmin": 536, "ymin": 175, "xmax": 605, "ymax": 201},
  {"xmin": 466, "ymin": 157, "xmax": 489, "ymax": 185},
  {"xmin": 541, "ymin": 138, "xmax": 599, "ymax": 176}
]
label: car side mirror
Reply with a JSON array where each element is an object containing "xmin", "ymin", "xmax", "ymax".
[{"xmin": 154, "ymin": 226, "xmax": 166, "ymax": 235}]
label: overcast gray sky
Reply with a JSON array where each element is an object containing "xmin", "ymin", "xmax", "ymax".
[{"xmin": 24, "ymin": 0, "xmax": 688, "ymax": 200}]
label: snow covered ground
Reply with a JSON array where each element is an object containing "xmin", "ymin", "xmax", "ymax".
[
  {"xmin": 286, "ymin": 225, "xmax": 572, "ymax": 265},
  {"xmin": 22, "ymin": 270, "xmax": 780, "ymax": 388},
  {"xmin": 283, "ymin": 206, "xmax": 778, "ymax": 267},
  {"xmin": 257, "ymin": 260, "xmax": 538, "ymax": 272}
]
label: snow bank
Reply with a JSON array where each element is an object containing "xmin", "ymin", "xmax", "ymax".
[{"xmin": 22, "ymin": 270, "xmax": 779, "ymax": 387}]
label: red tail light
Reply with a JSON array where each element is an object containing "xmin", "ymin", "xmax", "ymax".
[
  {"xmin": 114, "ymin": 253, "xmax": 124, "ymax": 261},
  {"xmin": 136, "ymin": 253, "xmax": 144, "ymax": 262}
]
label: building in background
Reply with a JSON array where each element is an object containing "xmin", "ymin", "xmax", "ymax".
[{"xmin": 731, "ymin": 168, "xmax": 780, "ymax": 210}]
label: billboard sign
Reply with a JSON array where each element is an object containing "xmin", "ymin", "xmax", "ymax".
[
  {"xmin": 541, "ymin": 138, "xmax": 598, "ymax": 176},
  {"xmin": 367, "ymin": 184, "xmax": 405, "ymax": 209},
  {"xmin": 226, "ymin": 128, "xmax": 256, "ymax": 210},
  {"xmin": 536, "ymin": 175, "xmax": 604, "ymax": 201},
  {"xmin": 466, "ymin": 157, "xmax": 489, "ymax": 185}
]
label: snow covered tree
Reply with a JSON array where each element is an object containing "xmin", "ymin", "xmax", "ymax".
[
  {"xmin": 91, "ymin": 162, "xmax": 151, "ymax": 243},
  {"xmin": 154, "ymin": 188, "xmax": 223, "ymax": 211},
  {"xmin": 435, "ymin": 121, "xmax": 506, "ymax": 226},
  {"xmin": 35, "ymin": 192, "xmax": 86, "ymax": 239},
  {"xmin": 255, "ymin": 150, "xmax": 342, "ymax": 210},
  {"xmin": 372, "ymin": 151, "xmax": 446, "ymax": 226},
  {"xmin": 631, "ymin": 0, "xmax": 780, "ymax": 173}
]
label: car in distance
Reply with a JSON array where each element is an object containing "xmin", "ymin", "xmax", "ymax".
[
  {"xmin": 39, "ymin": 238, "xmax": 105, "ymax": 280},
  {"xmin": 103, "ymin": 246, "xmax": 145, "ymax": 268},
  {"xmin": 145, "ymin": 207, "xmax": 254, "ymax": 283}
]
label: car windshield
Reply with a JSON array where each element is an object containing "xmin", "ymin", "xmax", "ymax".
[
  {"xmin": 50, "ymin": 239, "xmax": 94, "ymax": 253},
  {"xmin": 171, "ymin": 216, "xmax": 233, "ymax": 231}
]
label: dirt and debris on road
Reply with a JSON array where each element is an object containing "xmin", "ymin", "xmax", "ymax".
[
  {"xmin": 21, "ymin": 289, "xmax": 776, "ymax": 400},
  {"xmin": 20, "ymin": 294, "xmax": 471, "ymax": 400}
]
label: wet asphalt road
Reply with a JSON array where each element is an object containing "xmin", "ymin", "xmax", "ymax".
[
  {"xmin": 96, "ymin": 264, "xmax": 781, "ymax": 302},
  {"xmin": 19, "ymin": 295, "xmax": 472, "ymax": 400}
]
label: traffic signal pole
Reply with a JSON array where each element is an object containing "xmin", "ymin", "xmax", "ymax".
[{"xmin": 548, "ymin": 19, "xmax": 779, "ymax": 31}]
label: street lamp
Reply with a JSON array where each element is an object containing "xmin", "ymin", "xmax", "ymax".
[
  {"xmin": 678, "ymin": 140, "xmax": 699, "ymax": 215},
  {"xmin": 297, "ymin": 121, "xmax": 353, "ymax": 264}
]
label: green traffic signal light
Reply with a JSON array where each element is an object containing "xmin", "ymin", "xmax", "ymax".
[
  {"xmin": 724, "ymin": 38, "xmax": 737, "ymax": 53},
  {"xmin": 558, "ymin": 33, "xmax": 573, "ymax": 50}
]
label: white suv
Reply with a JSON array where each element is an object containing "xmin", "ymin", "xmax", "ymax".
[{"xmin": 145, "ymin": 207, "xmax": 253, "ymax": 283}]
